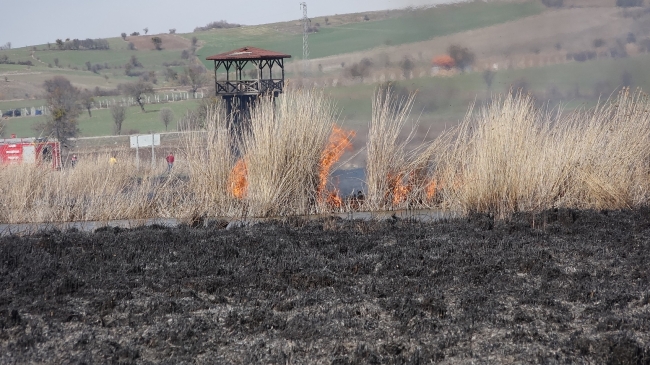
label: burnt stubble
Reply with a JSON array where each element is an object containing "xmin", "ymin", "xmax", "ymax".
[{"xmin": 1, "ymin": 209, "xmax": 650, "ymax": 364}]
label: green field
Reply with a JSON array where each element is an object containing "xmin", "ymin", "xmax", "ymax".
[
  {"xmin": 4, "ymin": 52, "xmax": 650, "ymax": 139},
  {"xmin": 2, "ymin": 99, "xmax": 200, "ymax": 138},
  {"xmin": 195, "ymin": 1, "xmax": 543, "ymax": 70},
  {"xmin": 0, "ymin": 1, "xmax": 543, "ymax": 82}
]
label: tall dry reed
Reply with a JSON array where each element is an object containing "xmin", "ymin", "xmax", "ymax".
[
  {"xmin": 240, "ymin": 89, "xmax": 337, "ymax": 217},
  {"xmin": 180, "ymin": 103, "xmax": 239, "ymax": 219},
  {"xmin": 431, "ymin": 88, "xmax": 650, "ymax": 218},
  {"xmin": 365, "ymin": 87, "xmax": 429, "ymax": 210},
  {"xmin": 0, "ymin": 151, "xmax": 164, "ymax": 223}
]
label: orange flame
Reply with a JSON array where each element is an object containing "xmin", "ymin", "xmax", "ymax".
[
  {"xmin": 318, "ymin": 125, "xmax": 355, "ymax": 207},
  {"xmin": 229, "ymin": 159, "xmax": 248, "ymax": 199},
  {"xmin": 426, "ymin": 179, "xmax": 438, "ymax": 200},
  {"xmin": 389, "ymin": 173, "xmax": 411, "ymax": 205}
]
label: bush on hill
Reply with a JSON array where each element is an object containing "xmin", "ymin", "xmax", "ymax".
[{"xmin": 194, "ymin": 20, "xmax": 242, "ymax": 32}]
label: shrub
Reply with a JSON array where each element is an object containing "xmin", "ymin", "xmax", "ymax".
[{"xmin": 193, "ymin": 20, "xmax": 241, "ymax": 32}]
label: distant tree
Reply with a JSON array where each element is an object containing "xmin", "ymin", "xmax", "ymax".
[
  {"xmin": 159, "ymin": 107, "xmax": 174, "ymax": 131},
  {"xmin": 56, "ymin": 39, "xmax": 64, "ymax": 49},
  {"xmin": 448, "ymin": 44, "xmax": 475, "ymax": 71},
  {"xmin": 143, "ymin": 27, "xmax": 149, "ymax": 35},
  {"xmin": 47, "ymin": 42, "xmax": 51, "ymax": 50},
  {"xmin": 130, "ymin": 55, "xmax": 142, "ymax": 67},
  {"xmin": 130, "ymin": 32, "xmax": 140, "ymax": 36},
  {"xmin": 151, "ymin": 37, "xmax": 163, "ymax": 51},
  {"xmin": 85, "ymin": 61, "xmax": 92, "ymax": 71},
  {"xmin": 127, "ymin": 42, "xmax": 136, "ymax": 50},
  {"xmin": 164, "ymin": 67, "xmax": 178, "ymax": 82},
  {"xmin": 541, "ymin": 0, "xmax": 563, "ymax": 7},
  {"xmin": 363, "ymin": 14, "xmax": 370, "ymax": 21},
  {"xmin": 181, "ymin": 49, "xmax": 190, "ymax": 59},
  {"xmin": 54, "ymin": 58, "xmax": 59, "ymax": 67},
  {"xmin": 346, "ymin": 58, "xmax": 373, "ymax": 81},
  {"xmin": 616, "ymin": 0, "xmax": 643, "ymax": 6},
  {"xmin": 399, "ymin": 57, "xmax": 414, "ymax": 78},
  {"xmin": 80, "ymin": 89, "xmax": 94, "ymax": 117},
  {"xmin": 169, "ymin": 28, "xmax": 176, "ymax": 34},
  {"xmin": 110, "ymin": 104, "xmax": 127, "ymax": 135},
  {"xmin": 38, "ymin": 76, "xmax": 81, "ymax": 145},
  {"xmin": 483, "ymin": 69, "xmax": 496, "ymax": 92},
  {"xmin": 183, "ymin": 65, "xmax": 208, "ymax": 94},
  {"xmin": 119, "ymin": 80, "xmax": 154, "ymax": 112},
  {"xmin": 121, "ymin": 32, "xmax": 127, "ymax": 40},
  {"xmin": 324, "ymin": 17, "xmax": 329, "ymax": 25},
  {"xmin": 191, "ymin": 36, "xmax": 198, "ymax": 47}
]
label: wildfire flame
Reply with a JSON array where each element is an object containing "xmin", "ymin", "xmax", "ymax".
[
  {"xmin": 229, "ymin": 159, "xmax": 248, "ymax": 199},
  {"xmin": 426, "ymin": 179, "xmax": 438, "ymax": 200},
  {"xmin": 318, "ymin": 125, "xmax": 355, "ymax": 207},
  {"xmin": 389, "ymin": 173, "xmax": 411, "ymax": 205}
]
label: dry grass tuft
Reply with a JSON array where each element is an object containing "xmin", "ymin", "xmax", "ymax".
[
  {"xmin": 0, "ymin": 151, "xmax": 162, "ymax": 223},
  {"xmin": 365, "ymin": 87, "xmax": 431, "ymax": 210},
  {"xmin": 240, "ymin": 89, "xmax": 337, "ymax": 217},
  {"xmin": 431, "ymin": 88, "xmax": 650, "ymax": 218}
]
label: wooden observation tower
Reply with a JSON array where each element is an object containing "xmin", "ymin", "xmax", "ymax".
[{"xmin": 206, "ymin": 46, "xmax": 291, "ymax": 123}]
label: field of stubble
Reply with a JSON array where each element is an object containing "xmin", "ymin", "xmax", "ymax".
[{"xmin": 1, "ymin": 209, "xmax": 649, "ymax": 364}]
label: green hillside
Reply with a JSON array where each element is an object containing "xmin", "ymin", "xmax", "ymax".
[
  {"xmin": 0, "ymin": 0, "xmax": 543, "ymax": 82},
  {"xmin": 196, "ymin": 1, "xmax": 543, "ymax": 68}
]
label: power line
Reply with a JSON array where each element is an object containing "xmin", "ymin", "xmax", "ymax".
[{"xmin": 300, "ymin": 2, "xmax": 310, "ymax": 75}]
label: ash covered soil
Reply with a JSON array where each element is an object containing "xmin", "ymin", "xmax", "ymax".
[{"xmin": 1, "ymin": 209, "xmax": 650, "ymax": 364}]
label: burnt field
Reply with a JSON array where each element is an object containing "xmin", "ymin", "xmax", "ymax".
[{"xmin": 1, "ymin": 209, "xmax": 650, "ymax": 364}]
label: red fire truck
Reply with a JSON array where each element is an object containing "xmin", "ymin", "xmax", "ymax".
[{"xmin": 0, "ymin": 136, "xmax": 62, "ymax": 169}]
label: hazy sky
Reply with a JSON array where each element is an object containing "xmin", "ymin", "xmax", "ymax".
[{"xmin": 2, "ymin": 0, "xmax": 460, "ymax": 48}]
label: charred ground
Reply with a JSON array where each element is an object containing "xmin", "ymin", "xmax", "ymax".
[{"xmin": 1, "ymin": 209, "xmax": 650, "ymax": 364}]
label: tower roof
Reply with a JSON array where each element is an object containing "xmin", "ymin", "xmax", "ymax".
[{"xmin": 206, "ymin": 46, "xmax": 291, "ymax": 61}]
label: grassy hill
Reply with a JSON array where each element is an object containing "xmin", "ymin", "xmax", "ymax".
[
  {"xmin": 195, "ymin": 1, "xmax": 543, "ymax": 69},
  {"xmin": 3, "ymin": 0, "xmax": 649, "ymax": 142}
]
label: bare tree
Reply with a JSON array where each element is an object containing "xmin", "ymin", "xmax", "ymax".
[
  {"xmin": 80, "ymin": 89, "xmax": 95, "ymax": 117},
  {"xmin": 399, "ymin": 57, "xmax": 414, "ymax": 78},
  {"xmin": 36, "ymin": 76, "xmax": 81, "ymax": 145},
  {"xmin": 119, "ymin": 80, "xmax": 154, "ymax": 112},
  {"xmin": 483, "ymin": 69, "xmax": 496, "ymax": 92},
  {"xmin": 183, "ymin": 65, "xmax": 207, "ymax": 94},
  {"xmin": 110, "ymin": 104, "xmax": 127, "ymax": 135},
  {"xmin": 143, "ymin": 27, "xmax": 149, "ymax": 35},
  {"xmin": 159, "ymin": 107, "xmax": 174, "ymax": 131}
]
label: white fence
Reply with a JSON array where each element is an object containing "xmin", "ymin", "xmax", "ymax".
[{"xmin": 1, "ymin": 90, "xmax": 207, "ymax": 118}]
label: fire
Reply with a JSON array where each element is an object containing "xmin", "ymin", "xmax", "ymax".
[
  {"xmin": 318, "ymin": 125, "xmax": 355, "ymax": 207},
  {"xmin": 229, "ymin": 159, "xmax": 248, "ymax": 199},
  {"xmin": 426, "ymin": 179, "xmax": 438, "ymax": 200},
  {"xmin": 389, "ymin": 173, "xmax": 411, "ymax": 205}
]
